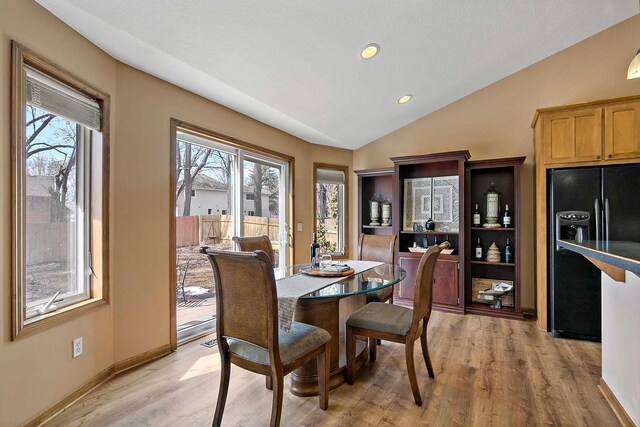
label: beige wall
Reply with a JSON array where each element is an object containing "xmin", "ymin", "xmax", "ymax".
[
  {"xmin": 112, "ymin": 63, "xmax": 353, "ymax": 362},
  {"xmin": 353, "ymin": 14, "xmax": 640, "ymax": 312},
  {"xmin": 0, "ymin": 1, "xmax": 116, "ymax": 425},
  {"xmin": 0, "ymin": 1, "xmax": 352, "ymax": 425}
]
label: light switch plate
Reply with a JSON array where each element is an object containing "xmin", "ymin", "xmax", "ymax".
[
  {"xmin": 72, "ymin": 337, "xmax": 83, "ymax": 358},
  {"xmin": 296, "ymin": 223, "xmax": 303, "ymax": 232}
]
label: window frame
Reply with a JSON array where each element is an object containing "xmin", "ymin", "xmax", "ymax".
[
  {"xmin": 169, "ymin": 119, "xmax": 294, "ymax": 348},
  {"xmin": 23, "ymin": 123, "xmax": 92, "ymax": 318},
  {"xmin": 313, "ymin": 162, "xmax": 349, "ymax": 259},
  {"xmin": 11, "ymin": 41, "xmax": 110, "ymax": 340}
]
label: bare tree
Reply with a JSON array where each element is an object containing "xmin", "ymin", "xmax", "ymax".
[
  {"xmin": 175, "ymin": 142, "xmax": 212, "ymax": 216},
  {"xmin": 25, "ymin": 106, "xmax": 77, "ymax": 222},
  {"xmin": 249, "ymin": 163, "xmax": 264, "ymax": 216},
  {"xmin": 209, "ymin": 151, "xmax": 233, "ymax": 214}
]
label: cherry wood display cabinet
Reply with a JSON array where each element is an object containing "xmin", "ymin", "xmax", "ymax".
[
  {"xmin": 392, "ymin": 151, "xmax": 469, "ymax": 313},
  {"xmin": 464, "ymin": 157, "xmax": 525, "ymax": 319},
  {"xmin": 355, "ymin": 151, "xmax": 525, "ymax": 319}
]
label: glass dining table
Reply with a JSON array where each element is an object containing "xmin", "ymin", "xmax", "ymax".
[{"xmin": 273, "ymin": 262, "xmax": 406, "ymax": 397}]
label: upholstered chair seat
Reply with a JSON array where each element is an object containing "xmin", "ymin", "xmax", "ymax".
[
  {"xmin": 228, "ymin": 322, "xmax": 331, "ymax": 366},
  {"xmin": 346, "ymin": 302, "xmax": 422, "ymax": 336}
]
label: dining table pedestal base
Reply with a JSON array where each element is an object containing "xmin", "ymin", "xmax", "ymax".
[{"xmin": 289, "ymin": 294, "xmax": 369, "ymax": 397}]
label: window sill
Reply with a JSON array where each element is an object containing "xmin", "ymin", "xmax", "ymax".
[{"xmin": 14, "ymin": 297, "xmax": 108, "ymax": 340}]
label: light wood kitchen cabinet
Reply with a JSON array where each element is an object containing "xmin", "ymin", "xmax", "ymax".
[
  {"xmin": 543, "ymin": 108, "xmax": 602, "ymax": 164},
  {"xmin": 605, "ymin": 102, "xmax": 640, "ymax": 161}
]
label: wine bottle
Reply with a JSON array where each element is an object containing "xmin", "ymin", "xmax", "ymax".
[
  {"xmin": 505, "ymin": 237, "xmax": 513, "ymax": 263},
  {"xmin": 310, "ymin": 233, "xmax": 320, "ymax": 266},
  {"xmin": 475, "ymin": 238, "xmax": 483, "ymax": 260},
  {"xmin": 503, "ymin": 204, "xmax": 512, "ymax": 228},
  {"xmin": 433, "ymin": 236, "xmax": 439, "ymax": 246},
  {"xmin": 472, "ymin": 203, "xmax": 481, "ymax": 226}
]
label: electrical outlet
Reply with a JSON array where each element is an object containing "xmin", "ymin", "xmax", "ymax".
[
  {"xmin": 296, "ymin": 223, "xmax": 303, "ymax": 232},
  {"xmin": 72, "ymin": 337, "xmax": 83, "ymax": 358}
]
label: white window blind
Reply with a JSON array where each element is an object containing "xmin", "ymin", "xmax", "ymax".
[
  {"xmin": 316, "ymin": 168, "xmax": 345, "ymax": 185},
  {"xmin": 25, "ymin": 66, "xmax": 101, "ymax": 131}
]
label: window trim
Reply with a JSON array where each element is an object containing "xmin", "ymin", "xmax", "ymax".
[
  {"xmin": 313, "ymin": 162, "xmax": 349, "ymax": 259},
  {"xmin": 11, "ymin": 41, "xmax": 110, "ymax": 340}
]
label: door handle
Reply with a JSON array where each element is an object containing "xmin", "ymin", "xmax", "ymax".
[
  {"xmin": 594, "ymin": 199, "xmax": 600, "ymax": 241},
  {"xmin": 605, "ymin": 198, "xmax": 610, "ymax": 242}
]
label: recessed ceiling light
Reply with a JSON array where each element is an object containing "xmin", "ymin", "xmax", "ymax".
[
  {"xmin": 398, "ymin": 94, "xmax": 413, "ymax": 104},
  {"xmin": 361, "ymin": 43, "xmax": 380, "ymax": 60}
]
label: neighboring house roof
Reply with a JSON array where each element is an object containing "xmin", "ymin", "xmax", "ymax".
[
  {"xmin": 181, "ymin": 174, "xmax": 272, "ymax": 195},
  {"xmin": 26, "ymin": 175, "xmax": 56, "ymax": 198},
  {"xmin": 25, "ymin": 175, "xmax": 74, "ymax": 214}
]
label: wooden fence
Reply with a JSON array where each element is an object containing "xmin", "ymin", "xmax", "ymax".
[
  {"xmin": 176, "ymin": 216, "xmax": 199, "ymax": 247},
  {"xmin": 26, "ymin": 223, "xmax": 68, "ymax": 264},
  {"xmin": 176, "ymin": 215, "xmax": 280, "ymax": 249}
]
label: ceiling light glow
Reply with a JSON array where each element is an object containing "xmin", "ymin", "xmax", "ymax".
[
  {"xmin": 361, "ymin": 43, "xmax": 380, "ymax": 60},
  {"xmin": 628, "ymin": 48, "xmax": 640, "ymax": 80},
  {"xmin": 398, "ymin": 94, "xmax": 413, "ymax": 104}
]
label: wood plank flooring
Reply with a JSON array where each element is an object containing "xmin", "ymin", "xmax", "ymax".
[{"xmin": 46, "ymin": 312, "xmax": 618, "ymax": 426}]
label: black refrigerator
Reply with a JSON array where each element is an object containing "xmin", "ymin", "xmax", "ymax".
[{"xmin": 548, "ymin": 164, "xmax": 640, "ymax": 341}]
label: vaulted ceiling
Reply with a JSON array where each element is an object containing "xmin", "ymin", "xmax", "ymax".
[{"xmin": 37, "ymin": 1, "xmax": 638, "ymax": 149}]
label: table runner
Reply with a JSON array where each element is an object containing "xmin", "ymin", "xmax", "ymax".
[{"xmin": 276, "ymin": 260, "xmax": 383, "ymax": 331}]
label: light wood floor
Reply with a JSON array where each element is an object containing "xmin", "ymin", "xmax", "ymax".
[{"xmin": 47, "ymin": 312, "xmax": 618, "ymax": 426}]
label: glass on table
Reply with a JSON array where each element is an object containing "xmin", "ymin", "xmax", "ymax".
[{"xmin": 319, "ymin": 253, "xmax": 333, "ymax": 270}]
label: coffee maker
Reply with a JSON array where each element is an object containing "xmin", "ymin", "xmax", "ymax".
[{"xmin": 555, "ymin": 211, "xmax": 590, "ymax": 252}]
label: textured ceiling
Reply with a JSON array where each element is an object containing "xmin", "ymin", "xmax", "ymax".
[{"xmin": 36, "ymin": 1, "xmax": 638, "ymax": 149}]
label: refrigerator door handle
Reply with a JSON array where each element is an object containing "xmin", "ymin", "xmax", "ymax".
[
  {"xmin": 605, "ymin": 198, "xmax": 610, "ymax": 242},
  {"xmin": 594, "ymin": 198, "xmax": 601, "ymax": 241}
]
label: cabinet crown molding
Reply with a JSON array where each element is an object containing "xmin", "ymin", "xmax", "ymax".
[{"xmin": 531, "ymin": 94, "xmax": 640, "ymax": 128}]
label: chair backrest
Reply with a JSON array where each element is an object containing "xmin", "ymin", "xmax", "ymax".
[
  {"xmin": 358, "ymin": 234, "xmax": 397, "ymax": 265},
  {"xmin": 203, "ymin": 249, "xmax": 280, "ymax": 362},
  {"xmin": 232, "ymin": 235, "xmax": 276, "ymax": 267},
  {"xmin": 411, "ymin": 246, "xmax": 442, "ymax": 328}
]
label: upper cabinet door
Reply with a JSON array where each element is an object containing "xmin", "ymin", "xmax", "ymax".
[
  {"xmin": 543, "ymin": 108, "xmax": 603, "ymax": 164},
  {"xmin": 604, "ymin": 102, "xmax": 640, "ymax": 161}
]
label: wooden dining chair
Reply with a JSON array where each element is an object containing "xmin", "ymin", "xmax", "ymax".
[
  {"xmin": 358, "ymin": 233, "xmax": 397, "ymax": 304},
  {"xmin": 345, "ymin": 245, "xmax": 441, "ymax": 406},
  {"xmin": 202, "ymin": 249, "xmax": 331, "ymax": 426},
  {"xmin": 232, "ymin": 235, "xmax": 276, "ymax": 267}
]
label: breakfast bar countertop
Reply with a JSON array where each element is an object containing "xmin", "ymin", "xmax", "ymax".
[{"xmin": 558, "ymin": 239, "xmax": 640, "ymax": 275}]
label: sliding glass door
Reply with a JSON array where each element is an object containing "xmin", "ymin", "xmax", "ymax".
[
  {"xmin": 241, "ymin": 155, "xmax": 287, "ymax": 266},
  {"xmin": 174, "ymin": 130, "xmax": 289, "ymax": 343}
]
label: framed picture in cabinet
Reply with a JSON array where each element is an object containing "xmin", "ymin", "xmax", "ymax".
[
  {"xmin": 432, "ymin": 176, "xmax": 459, "ymax": 232},
  {"xmin": 403, "ymin": 177, "xmax": 432, "ymax": 231},
  {"xmin": 403, "ymin": 176, "xmax": 459, "ymax": 232}
]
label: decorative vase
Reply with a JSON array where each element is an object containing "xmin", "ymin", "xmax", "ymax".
[
  {"xmin": 381, "ymin": 197, "xmax": 391, "ymax": 226},
  {"xmin": 485, "ymin": 242, "xmax": 501, "ymax": 263},
  {"xmin": 425, "ymin": 218, "xmax": 435, "ymax": 231},
  {"xmin": 369, "ymin": 194, "xmax": 380, "ymax": 226},
  {"xmin": 483, "ymin": 183, "xmax": 502, "ymax": 228}
]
